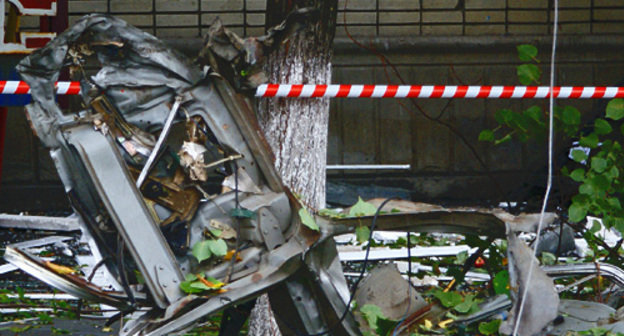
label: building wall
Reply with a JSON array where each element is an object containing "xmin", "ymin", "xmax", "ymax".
[{"xmin": 13, "ymin": 0, "xmax": 623, "ymax": 37}]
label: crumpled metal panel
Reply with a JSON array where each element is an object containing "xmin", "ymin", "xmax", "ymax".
[
  {"xmin": 500, "ymin": 229, "xmax": 560, "ymax": 336},
  {"xmin": 17, "ymin": 14, "xmax": 202, "ymax": 147}
]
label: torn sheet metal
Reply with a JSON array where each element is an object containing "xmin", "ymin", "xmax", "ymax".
[
  {"xmin": 328, "ymin": 199, "xmax": 557, "ymax": 238},
  {"xmin": 222, "ymin": 166, "xmax": 262, "ymax": 194},
  {"xmin": 354, "ymin": 263, "xmax": 428, "ymax": 333},
  {"xmin": 0, "ymin": 214, "xmax": 80, "ymax": 231},
  {"xmin": 11, "ymin": 13, "xmax": 333, "ymax": 336},
  {"xmin": 551, "ymin": 300, "xmax": 623, "ymax": 334},
  {"xmin": 4, "ymin": 245, "xmax": 141, "ymax": 310},
  {"xmin": 499, "ymin": 229, "xmax": 559, "ymax": 336},
  {"xmin": 199, "ymin": 8, "xmax": 318, "ymax": 90}
]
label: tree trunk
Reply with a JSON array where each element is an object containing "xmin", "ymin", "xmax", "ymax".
[
  {"xmin": 257, "ymin": 0, "xmax": 336, "ymax": 210},
  {"xmin": 248, "ymin": 1, "xmax": 337, "ymax": 335}
]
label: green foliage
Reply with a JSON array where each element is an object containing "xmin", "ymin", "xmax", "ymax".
[
  {"xmin": 318, "ymin": 208, "xmax": 345, "ymax": 218},
  {"xmin": 478, "ymin": 319, "xmax": 502, "ymax": 335},
  {"xmin": 349, "ymin": 197, "xmax": 378, "ymax": 217},
  {"xmin": 606, "ymin": 99, "xmax": 624, "ymax": 121},
  {"xmin": 517, "ymin": 44, "xmax": 538, "ymax": 62},
  {"xmin": 179, "ymin": 273, "xmax": 225, "ymax": 294},
  {"xmin": 575, "ymin": 327, "xmax": 624, "ymax": 336},
  {"xmin": 430, "ymin": 290, "xmax": 463, "ymax": 308},
  {"xmin": 479, "ymin": 45, "xmax": 586, "ymax": 145},
  {"xmin": 356, "ymin": 226, "xmax": 371, "ymax": 244},
  {"xmin": 429, "ymin": 290, "xmax": 480, "ymax": 315},
  {"xmin": 492, "ymin": 270, "xmax": 510, "ymax": 296},
  {"xmin": 479, "ymin": 43, "xmax": 624, "ymax": 239},
  {"xmin": 359, "ymin": 304, "xmax": 398, "ymax": 336},
  {"xmin": 517, "ymin": 64, "xmax": 542, "ymax": 85},
  {"xmin": 192, "ymin": 238, "xmax": 228, "ymax": 263},
  {"xmin": 298, "ymin": 207, "xmax": 319, "ymax": 231}
]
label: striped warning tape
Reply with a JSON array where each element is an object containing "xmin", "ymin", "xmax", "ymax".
[
  {"xmin": 2, "ymin": 81, "xmax": 624, "ymax": 99},
  {"xmin": 0, "ymin": 81, "xmax": 81, "ymax": 95},
  {"xmin": 255, "ymin": 84, "xmax": 624, "ymax": 99}
]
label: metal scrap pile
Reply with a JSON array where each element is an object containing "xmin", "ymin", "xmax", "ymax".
[{"xmin": 2, "ymin": 14, "xmax": 624, "ymax": 336}]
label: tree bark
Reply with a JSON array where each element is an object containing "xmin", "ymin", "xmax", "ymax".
[
  {"xmin": 257, "ymin": 0, "xmax": 337, "ymax": 210},
  {"xmin": 249, "ymin": 1, "xmax": 337, "ymax": 335}
]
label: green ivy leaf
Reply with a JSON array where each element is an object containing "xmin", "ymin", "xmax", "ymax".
[
  {"xmin": 570, "ymin": 168, "xmax": 586, "ymax": 182},
  {"xmin": 190, "ymin": 281, "xmax": 213, "ymax": 291},
  {"xmin": 318, "ymin": 208, "xmax": 344, "ymax": 218},
  {"xmin": 192, "ymin": 240, "xmax": 212, "ymax": 263},
  {"xmin": 479, "ymin": 319, "xmax": 502, "ymax": 336},
  {"xmin": 562, "ymin": 106, "xmax": 581, "ymax": 126},
  {"xmin": 360, "ymin": 304, "xmax": 386, "ymax": 331},
  {"xmin": 348, "ymin": 197, "xmax": 378, "ymax": 217},
  {"xmin": 590, "ymin": 174, "xmax": 610, "ymax": 192},
  {"xmin": 571, "ymin": 149, "xmax": 588, "ymax": 163},
  {"xmin": 608, "ymin": 197, "xmax": 622, "ymax": 210},
  {"xmin": 524, "ymin": 105, "xmax": 543, "ymax": 123},
  {"xmin": 454, "ymin": 294, "xmax": 477, "ymax": 313},
  {"xmin": 356, "ymin": 226, "xmax": 371, "ymax": 244},
  {"xmin": 591, "ymin": 157, "xmax": 608, "ymax": 173},
  {"xmin": 606, "ymin": 99, "xmax": 624, "ymax": 121},
  {"xmin": 493, "ymin": 270, "xmax": 509, "ymax": 295},
  {"xmin": 606, "ymin": 166, "xmax": 619, "ymax": 179},
  {"xmin": 579, "ymin": 182, "xmax": 594, "ymax": 195},
  {"xmin": 478, "ymin": 129, "xmax": 495, "ymax": 142},
  {"xmin": 208, "ymin": 239, "xmax": 228, "ymax": 257},
  {"xmin": 180, "ymin": 280, "xmax": 204, "ymax": 294},
  {"xmin": 517, "ymin": 64, "xmax": 542, "ymax": 85},
  {"xmin": 495, "ymin": 109, "xmax": 514, "ymax": 125},
  {"xmin": 298, "ymin": 207, "xmax": 319, "ymax": 231},
  {"xmin": 594, "ymin": 119, "xmax": 613, "ymax": 135},
  {"xmin": 517, "ymin": 44, "xmax": 538, "ymax": 62},
  {"xmin": 579, "ymin": 133, "xmax": 599, "ymax": 149},
  {"xmin": 432, "ymin": 290, "xmax": 463, "ymax": 308},
  {"xmin": 589, "ymin": 219, "xmax": 602, "ymax": 234},
  {"xmin": 614, "ymin": 218, "xmax": 624, "ymax": 233},
  {"xmin": 569, "ymin": 202, "xmax": 588, "ymax": 223}
]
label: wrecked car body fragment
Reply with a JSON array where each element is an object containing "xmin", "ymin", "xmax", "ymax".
[
  {"xmin": 7, "ymin": 14, "xmax": 357, "ymax": 335},
  {"xmin": 499, "ymin": 228, "xmax": 560, "ymax": 336}
]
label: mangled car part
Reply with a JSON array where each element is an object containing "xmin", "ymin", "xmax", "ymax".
[
  {"xmin": 10, "ymin": 14, "xmax": 356, "ymax": 335},
  {"xmin": 499, "ymin": 228, "xmax": 560, "ymax": 336},
  {"xmin": 4, "ymin": 13, "xmax": 576, "ymax": 336}
]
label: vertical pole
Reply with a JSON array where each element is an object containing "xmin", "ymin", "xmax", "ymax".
[{"xmin": 0, "ymin": 107, "xmax": 8, "ymax": 188}]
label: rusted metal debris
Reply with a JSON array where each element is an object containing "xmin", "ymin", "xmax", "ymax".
[{"xmin": 0, "ymin": 13, "xmax": 618, "ymax": 336}]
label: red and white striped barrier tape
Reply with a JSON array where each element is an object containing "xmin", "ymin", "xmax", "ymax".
[
  {"xmin": 2, "ymin": 81, "xmax": 624, "ymax": 99},
  {"xmin": 0, "ymin": 81, "xmax": 80, "ymax": 95},
  {"xmin": 256, "ymin": 84, "xmax": 624, "ymax": 99}
]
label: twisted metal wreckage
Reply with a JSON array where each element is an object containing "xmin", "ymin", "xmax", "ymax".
[{"xmin": 3, "ymin": 14, "xmax": 624, "ymax": 336}]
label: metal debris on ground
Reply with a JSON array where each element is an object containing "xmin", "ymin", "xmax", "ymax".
[{"xmin": 1, "ymin": 12, "xmax": 621, "ymax": 336}]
